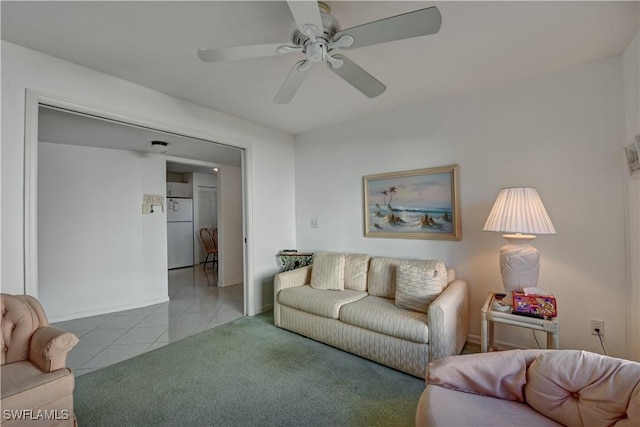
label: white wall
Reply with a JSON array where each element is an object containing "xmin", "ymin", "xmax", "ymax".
[
  {"xmin": 38, "ymin": 142, "xmax": 168, "ymax": 320},
  {"xmin": 623, "ymin": 30, "xmax": 640, "ymax": 361},
  {"xmin": 1, "ymin": 41, "xmax": 296, "ymax": 315},
  {"xmin": 295, "ymin": 56, "xmax": 629, "ymax": 357}
]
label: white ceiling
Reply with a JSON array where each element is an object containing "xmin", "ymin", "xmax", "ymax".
[{"xmin": 2, "ymin": 1, "xmax": 639, "ymax": 136}]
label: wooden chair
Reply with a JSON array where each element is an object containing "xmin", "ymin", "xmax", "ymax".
[{"xmin": 199, "ymin": 227, "xmax": 218, "ymax": 270}]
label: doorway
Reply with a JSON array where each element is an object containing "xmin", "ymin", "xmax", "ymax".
[{"xmin": 28, "ymin": 96, "xmax": 249, "ymax": 322}]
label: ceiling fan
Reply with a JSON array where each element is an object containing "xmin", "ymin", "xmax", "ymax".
[{"xmin": 197, "ymin": 1, "xmax": 442, "ymax": 104}]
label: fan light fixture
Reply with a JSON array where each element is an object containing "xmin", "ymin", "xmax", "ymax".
[
  {"xmin": 151, "ymin": 140, "xmax": 168, "ymax": 153},
  {"xmin": 483, "ymin": 187, "xmax": 556, "ymax": 303}
]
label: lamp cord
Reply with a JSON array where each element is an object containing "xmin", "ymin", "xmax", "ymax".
[
  {"xmin": 595, "ymin": 329, "xmax": 608, "ymax": 355},
  {"xmin": 531, "ymin": 330, "xmax": 542, "ymax": 349}
]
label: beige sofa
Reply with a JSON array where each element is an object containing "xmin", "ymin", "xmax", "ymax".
[
  {"xmin": 1, "ymin": 294, "xmax": 79, "ymax": 426},
  {"xmin": 416, "ymin": 349, "xmax": 640, "ymax": 427},
  {"xmin": 274, "ymin": 252, "xmax": 469, "ymax": 378}
]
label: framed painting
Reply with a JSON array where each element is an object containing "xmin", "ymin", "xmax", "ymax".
[{"xmin": 363, "ymin": 165, "xmax": 461, "ymax": 240}]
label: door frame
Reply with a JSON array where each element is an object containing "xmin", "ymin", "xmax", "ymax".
[{"xmin": 23, "ymin": 89, "xmax": 253, "ymax": 316}]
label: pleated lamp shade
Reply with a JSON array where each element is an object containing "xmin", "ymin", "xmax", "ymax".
[{"xmin": 483, "ymin": 187, "xmax": 556, "ymax": 235}]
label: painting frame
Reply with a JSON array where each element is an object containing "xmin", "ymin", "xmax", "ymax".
[
  {"xmin": 363, "ymin": 165, "xmax": 461, "ymax": 240},
  {"xmin": 625, "ymin": 136, "xmax": 640, "ymax": 179}
]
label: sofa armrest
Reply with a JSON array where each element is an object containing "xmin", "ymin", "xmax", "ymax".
[
  {"xmin": 273, "ymin": 265, "xmax": 312, "ymax": 326},
  {"xmin": 29, "ymin": 326, "xmax": 79, "ymax": 372},
  {"xmin": 427, "ymin": 279, "xmax": 469, "ymax": 361},
  {"xmin": 274, "ymin": 265, "xmax": 312, "ymax": 294}
]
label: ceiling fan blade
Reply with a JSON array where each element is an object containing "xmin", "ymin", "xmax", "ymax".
[
  {"xmin": 197, "ymin": 43, "xmax": 289, "ymax": 63},
  {"xmin": 273, "ymin": 60, "xmax": 312, "ymax": 104},
  {"xmin": 327, "ymin": 54, "xmax": 386, "ymax": 99},
  {"xmin": 287, "ymin": 0, "xmax": 323, "ymax": 34},
  {"xmin": 334, "ymin": 6, "xmax": 442, "ymax": 51}
]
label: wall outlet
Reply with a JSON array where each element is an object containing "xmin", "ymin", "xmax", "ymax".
[
  {"xmin": 311, "ymin": 218, "xmax": 318, "ymax": 229},
  {"xmin": 591, "ymin": 319, "xmax": 604, "ymax": 336}
]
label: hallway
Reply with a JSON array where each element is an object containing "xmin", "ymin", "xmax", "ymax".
[{"xmin": 52, "ymin": 266, "xmax": 243, "ymax": 376}]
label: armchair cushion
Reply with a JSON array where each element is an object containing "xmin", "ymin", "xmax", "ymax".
[
  {"xmin": 426, "ymin": 349, "xmax": 529, "ymax": 402},
  {"xmin": 525, "ymin": 350, "xmax": 640, "ymax": 427},
  {"xmin": 1, "ymin": 297, "xmax": 41, "ymax": 364},
  {"xmin": 1, "ymin": 361, "xmax": 73, "ymax": 401}
]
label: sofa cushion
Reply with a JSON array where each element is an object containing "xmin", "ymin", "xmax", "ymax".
[
  {"xmin": 343, "ymin": 254, "xmax": 371, "ymax": 291},
  {"xmin": 525, "ymin": 350, "xmax": 640, "ymax": 427},
  {"xmin": 339, "ymin": 295, "xmax": 428, "ymax": 343},
  {"xmin": 395, "ymin": 264, "xmax": 444, "ymax": 313},
  {"xmin": 310, "ymin": 253, "xmax": 345, "ymax": 290},
  {"xmin": 278, "ymin": 285, "xmax": 367, "ymax": 319},
  {"xmin": 367, "ymin": 257, "xmax": 447, "ymax": 299}
]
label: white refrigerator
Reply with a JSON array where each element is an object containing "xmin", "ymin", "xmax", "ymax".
[{"xmin": 167, "ymin": 198, "xmax": 194, "ymax": 269}]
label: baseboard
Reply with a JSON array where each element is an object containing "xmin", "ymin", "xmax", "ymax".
[
  {"xmin": 220, "ymin": 280, "xmax": 243, "ymax": 288},
  {"xmin": 261, "ymin": 303, "xmax": 274, "ymax": 312},
  {"xmin": 48, "ymin": 296, "xmax": 170, "ymax": 323},
  {"xmin": 466, "ymin": 333, "xmax": 528, "ymax": 351},
  {"xmin": 467, "ymin": 333, "xmax": 481, "ymax": 345}
]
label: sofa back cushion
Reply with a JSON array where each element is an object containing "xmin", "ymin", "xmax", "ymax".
[
  {"xmin": 395, "ymin": 264, "xmax": 444, "ymax": 312},
  {"xmin": 525, "ymin": 350, "xmax": 640, "ymax": 427},
  {"xmin": 310, "ymin": 253, "xmax": 345, "ymax": 290},
  {"xmin": 367, "ymin": 257, "xmax": 447, "ymax": 299},
  {"xmin": 343, "ymin": 254, "xmax": 371, "ymax": 291}
]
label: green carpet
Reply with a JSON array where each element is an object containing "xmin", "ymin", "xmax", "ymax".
[{"xmin": 74, "ymin": 312, "xmax": 425, "ymax": 426}]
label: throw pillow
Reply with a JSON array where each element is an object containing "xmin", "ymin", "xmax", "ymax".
[
  {"xmin": 310, "ymin": 253, "xmax": 345, "ymax": 291},
  {"xmin": 395, "ymin": 264, "xmax": 444, "ymax": 312}
]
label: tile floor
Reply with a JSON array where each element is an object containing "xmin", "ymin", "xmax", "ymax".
[{"xmin": 52, "ymin": 266, "xmax": 244, "ymax": 376}]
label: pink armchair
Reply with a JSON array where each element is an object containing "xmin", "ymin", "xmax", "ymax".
[
  {"xmin": 416, "ymin": 349, "xmax": 640, "ymax": 427},
  {"xmin": 1, "ymin": 294, "xmax": 79, "ymax": 426}
]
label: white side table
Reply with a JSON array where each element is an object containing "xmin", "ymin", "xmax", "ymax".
[{"xmin": 480, "ymin": 292, "xmax": 560, "ymax": 352}]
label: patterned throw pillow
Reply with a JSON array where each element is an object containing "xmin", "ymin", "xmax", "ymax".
[
  {"xmin": 395, "ymin": 264, "xmax": 444, "ymax": 312},
  {"xmin": 310, "ymin": 253, "xmax": 346, "ymax": 291}
]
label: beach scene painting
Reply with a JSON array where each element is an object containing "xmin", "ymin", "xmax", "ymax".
[{"xmin": 364, "ymin": 165, "xmax": 461, "ymax": 240}]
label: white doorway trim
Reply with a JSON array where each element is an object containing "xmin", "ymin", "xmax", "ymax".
[{"xmin": 23, "ymin": 89, "xmax": 253, "ymax": 315}]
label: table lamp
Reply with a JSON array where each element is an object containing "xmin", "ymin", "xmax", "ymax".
[{"xmin": 483, "ymin": 187, "xmax": 556, "ymax": 303}]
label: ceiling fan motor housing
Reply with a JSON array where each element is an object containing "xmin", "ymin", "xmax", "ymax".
[{"xmin": 292, "ymin": 7, "xmax": 340, "ymax": 63}]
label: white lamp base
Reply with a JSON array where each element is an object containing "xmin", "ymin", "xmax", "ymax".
[{"xmin": 499, "ymin": 234, "xmax": 540, "ymax": 304}]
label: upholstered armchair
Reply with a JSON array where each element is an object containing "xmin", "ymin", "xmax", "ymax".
[
  {"xmin": 416, "ymin": 349, "xmax": 640, "ymax": 427},
  {"xmin": 1, "ymin": 294, "xmax": 79, "ymax": 426}
]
